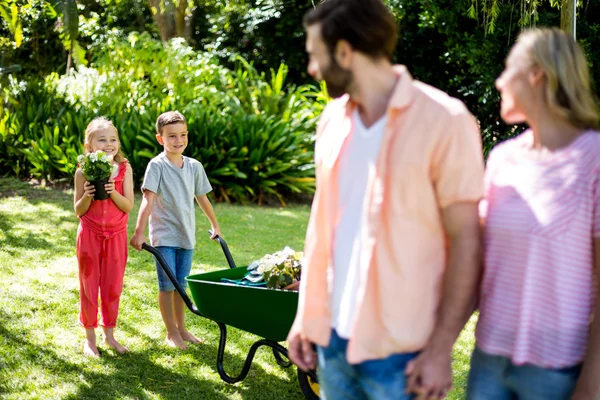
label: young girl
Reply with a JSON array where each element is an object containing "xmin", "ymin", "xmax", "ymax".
[{"xmin": 74, "ymin": 117, "xmax": 134, "ymax": 357}]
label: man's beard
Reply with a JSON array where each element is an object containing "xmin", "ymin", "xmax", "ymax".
[{"xmin": 322, "ymin": 57, "xmax": 353, "ymax": 98}]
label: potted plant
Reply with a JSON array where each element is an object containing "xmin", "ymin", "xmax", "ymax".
[
  {"xmin": 77, "ymin": 151, "xmax": 118, "ymax": 200},
  {"xmin": 247, "ymin": 247, "xmax": 304, "ymax": 290}
]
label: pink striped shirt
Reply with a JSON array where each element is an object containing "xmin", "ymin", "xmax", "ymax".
[{"xmin": 477, "ymin": 129, "xmax": 600, "ymax": 368}]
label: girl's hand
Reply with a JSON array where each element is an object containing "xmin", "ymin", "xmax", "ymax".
[
  {"xmin": 105, "ymin": 180, "xmax": 116, "ymax": 195},
  {"xmin": 83, "ymin": 181, "xmax": 96, "ymax": 198}
]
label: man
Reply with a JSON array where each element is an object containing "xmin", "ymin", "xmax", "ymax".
[{"xmin": 286, "ymin": 0, "xmax": 485, "ymax": 399}]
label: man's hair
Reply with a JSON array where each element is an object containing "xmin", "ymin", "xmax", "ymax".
[
  {"xmin": 156, "ymin": 111, "xmax": 187, "ymax": 135},
  {"xmin": 303, "ymin": 0, "xmax": 397, "ymax": 61}
]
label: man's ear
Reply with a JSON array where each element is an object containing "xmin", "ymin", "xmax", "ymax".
[
  {"xmin": 334, "ymin": 40, "xmax": 353, "ymax": 69},
  {"xmin": 155, "ymin": 133, "xmax": 163, "ymax": 145}
]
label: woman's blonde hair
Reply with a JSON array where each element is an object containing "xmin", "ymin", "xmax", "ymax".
[
  {"xmin": 84, "ymin": 117, "xmax": 126, "ymax": 163},
  {"xmin": 518, "ymin": 28, "xmax": 599, "ymax": 130}
]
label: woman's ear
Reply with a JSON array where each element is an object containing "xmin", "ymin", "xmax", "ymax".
[{"xmin": 529, "ymin": 64, "xmax": 546, "ymax": 86}]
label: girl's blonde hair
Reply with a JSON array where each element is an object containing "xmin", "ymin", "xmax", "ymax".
[
  {"xmin": 84, "ymin": 117, "xmax": 126, "ymax": 163},
  {"xmin": 517, "ymin": 28, "xmax": 599, "ymax": 130}
]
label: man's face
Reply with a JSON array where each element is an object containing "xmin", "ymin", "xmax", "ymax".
[{"xmin": 306, "ymin": 24, "xmax": 353, "ymax": 98}]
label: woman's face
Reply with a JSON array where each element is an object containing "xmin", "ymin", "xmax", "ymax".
[{"xmin": 495, "ymin": 43, "xmax": 536, "ymax": 124}]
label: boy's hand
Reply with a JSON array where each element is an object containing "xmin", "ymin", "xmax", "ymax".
[
  {"xmin": 209, "ymin": 227, "xmax": 222, "ymax": 240},
  {"xmin": 129, "ymin": 232, "xmax": 146, "ymax": 251}
]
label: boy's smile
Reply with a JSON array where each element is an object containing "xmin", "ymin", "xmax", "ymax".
[{"xmin": 157, "ymin": 123, "xmax": 189, "ymax": 156}]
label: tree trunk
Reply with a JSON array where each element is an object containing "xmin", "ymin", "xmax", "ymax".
[
  {"xmin": 174, "ymin": 0, "xmax": 187, "ymax": 39},
  {"xmin": 148, "ymin": 0, "xmax": 176, "ymax": 43},
  {"xmin": 148, "ymin": 0, "xmax": 193, "ymax": 43},
  {"xmin": 66, "ymin": 41, "xmax": 72, "ymax": 74},
  {"xmin": 560, "ymin": 0, "xmax": 576, "ymax": 38}
]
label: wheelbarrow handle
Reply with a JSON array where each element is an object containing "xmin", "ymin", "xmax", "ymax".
[
  {"xmin": 141, "ymin": 243, "xmax": 200, "ymax": 315},
  {"xmin": 208, "ymin": 230, "xmax": 237, "ymax": 269}
]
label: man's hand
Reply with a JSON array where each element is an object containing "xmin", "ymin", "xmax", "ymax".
[
  {"xmin": 287, "ymin": 325, "xmax": 316, "ymax": 372},
  {"xmin": 405, "ymin": 348, "xmax": 452, "ymax": 399},
  {"xmin": 129, "ymin": 232, "xmax": 146, "ymax": 251}
]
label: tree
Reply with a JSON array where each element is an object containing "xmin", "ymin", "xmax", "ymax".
[
  {"xmin": 469, "ymin": 0, "xmax": 579, "ymax": 35},
  {"xmin": 148, "ymin": 0, "xmax": 193, "ymax": 42}
]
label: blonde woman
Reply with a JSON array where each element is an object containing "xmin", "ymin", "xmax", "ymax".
[{"xmin": 468, "ymin": 28, "xmax": 600, "ymax": 399}]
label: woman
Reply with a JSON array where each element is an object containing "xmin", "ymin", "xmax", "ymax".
[{"xmin": 468, "ymin": 28, "xmax": 600, "ymax": 400}]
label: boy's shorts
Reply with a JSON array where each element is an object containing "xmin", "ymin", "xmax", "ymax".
[{"xmin": 153, "ymin": 246, "xmax": 194, "ymax": 292}]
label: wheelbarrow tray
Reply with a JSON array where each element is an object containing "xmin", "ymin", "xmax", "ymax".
[{"xmin": 186, "ymin": 267, "xmax": 298, "ymax": 342}]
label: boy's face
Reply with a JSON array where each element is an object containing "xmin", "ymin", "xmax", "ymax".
[{"xmin": 156, "ymin": 123, "xmax": 188, "ymax": 156}]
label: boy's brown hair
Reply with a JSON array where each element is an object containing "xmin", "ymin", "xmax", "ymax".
[{"xmin": 156, "ymin": 111, "xmax": 187, "ymax": 135}]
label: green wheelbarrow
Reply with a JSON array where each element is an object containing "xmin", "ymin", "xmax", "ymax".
[{"xmin": 142, "ymin": 235, "xmax": 320, "ymax": 400}]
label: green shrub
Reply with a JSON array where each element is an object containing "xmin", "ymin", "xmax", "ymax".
[{"xmin": 1, "ymin": 35, "xmax": 325, "ymax": 204}]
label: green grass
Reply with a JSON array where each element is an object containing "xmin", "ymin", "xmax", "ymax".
[{"xmin": 0, "ymin": 177, "xmax": 475, "ymax": 399}]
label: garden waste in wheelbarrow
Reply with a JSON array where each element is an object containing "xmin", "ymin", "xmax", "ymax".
[{"xmin": 142, "ymin": 234, "xmax": 320, "ymax": 400}]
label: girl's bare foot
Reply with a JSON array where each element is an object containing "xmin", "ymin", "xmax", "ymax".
[
  {"xmin": 180, "ymin": 329, "xmax": 204, "ymax": 344},
  {"xmin": 83, "ymin": 340, "xmax": 100, "ymax": 357},
  {"xmin": 166, "ymin": 333, "xmax": 188, "ymax": 350},
  {"xmin": 104, "ymin": 338, "xmax": 130, "ymax": 354}
]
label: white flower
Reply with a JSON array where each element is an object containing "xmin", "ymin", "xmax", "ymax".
[
  {"xmin": 77, "ymin": 155, "xmax": 84, "ymax": 163},
  {"xmin": 89, "ymin": 153, "xmax": 97, "ymax": 162},
  {"xmin": 264, "ymin": 263, "xmax": 275, "ymax": 272},
  {"xmin": 100, "ymin": 154, "xmax": 108, "ymax": 163},
  {"xmin": 257, "ymin": 265, "xmax": 265, "ymax": 274},
  {"xmin": 107, "ymin": 155, "xmax": 114, "ymax": 162}
]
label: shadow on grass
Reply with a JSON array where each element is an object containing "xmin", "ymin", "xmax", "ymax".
[
  {"xmin": 117, "ymin": 319, "xmax": 304, "ymax": 400},
  {"xmin": 0, "ymin": 308, "xmax": 303, "ymax": 400},
  {"xmin": 0, "ymin": 315, "xmax": 228, "ymax": 400}
]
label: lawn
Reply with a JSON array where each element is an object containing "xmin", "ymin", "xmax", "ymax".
[{"xmin": 0, "ymin": 177, "xmax": 476, "ymax": 399}]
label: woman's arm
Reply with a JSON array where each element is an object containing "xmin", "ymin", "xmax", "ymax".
[
  {"xmin": 74, "ymin": 169, "xmax": 95, "ymax": 217},
  {"xmin": 571, "ymin": 238, "xmax": 600, "ymax": 399},
  {"xmin": 107, "ymin": 163, "xmax": 134, "ymax": 214}
]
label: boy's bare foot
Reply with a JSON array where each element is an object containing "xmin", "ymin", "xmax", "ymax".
[
  {"xmin": 83, "ymin": 340, "xmax": 100, "ymax": 357},
  {"xmin": 180, "ymin": 330, "xmax": 204, "ymax": 344},
  {"xmin": 104, "ymin": 338, "xmax": 130, "ymax": 354},
  {"xmin": 165, "ymin": 333, "xmax": 188, "ymax": 350}
]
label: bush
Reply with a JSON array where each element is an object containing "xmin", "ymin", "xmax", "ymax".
[{"xmin": 0, "ymin": 34, "xmax": 325, "ymax": 204}]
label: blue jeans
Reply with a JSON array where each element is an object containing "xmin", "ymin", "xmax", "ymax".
[
  {"xmin": 153, "ymin": 246, "xmax": 194, "ymax": 292},
  {"xmin": 316, "ymin": 329, "xmax": 418, "ymax": 400},
  {"xmin": 467, "ymin": 347, "xmax": 581, "ymax": 400}
]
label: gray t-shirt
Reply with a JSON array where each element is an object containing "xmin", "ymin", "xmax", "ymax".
[{"xmin": 142, "ymin": 152, "xmax": 212, "ymax": 249}]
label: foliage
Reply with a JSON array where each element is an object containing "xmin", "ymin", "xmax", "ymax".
[
  {"xmin": 247, "ymin": 246, "xmax": 304, "ymax": 290},
  {"xmin": 1, "ymin": 34, "xmax": 324, "ymax": 203},
  {"xmin": 78, "ymin": 151, "xmax": 118, "ymax": 181}
]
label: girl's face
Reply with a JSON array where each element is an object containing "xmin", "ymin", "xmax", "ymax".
[
  {"xmin": 495, "ymin": 43, "xmax": 537, "ymax": 124},
  {"xmin": 86, "ymin": 128, "xmax": 120, "ymax": 158}
]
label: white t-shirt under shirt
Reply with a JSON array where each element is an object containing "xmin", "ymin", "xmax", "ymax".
[
  {"xmin": 331, "ymin": 110, "xmax": 388, "ymax": 339},
  {"xmin": 141, "ymin": 152, "xmax": 212, "ymax": 249}
]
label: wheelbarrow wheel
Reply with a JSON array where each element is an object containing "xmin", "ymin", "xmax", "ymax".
[{"xmin": 297, "ymin": 368, "xmax": 320, "ymax": 400}]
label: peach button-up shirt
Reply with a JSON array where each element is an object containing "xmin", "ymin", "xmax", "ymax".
[{"xmin": 294, "ymin": 66, "xmax": 484, "ymax": 363}]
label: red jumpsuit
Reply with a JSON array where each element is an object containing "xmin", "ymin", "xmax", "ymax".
[{"xmin": 76, "ymin": 161, "xmax": 128, "ymax": 328}]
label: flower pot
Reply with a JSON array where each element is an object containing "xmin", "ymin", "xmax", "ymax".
[{"xmin": 90, "ymin": 180, "xmax": 110, "ymax": 200}]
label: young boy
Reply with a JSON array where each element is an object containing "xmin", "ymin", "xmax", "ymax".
[{"xmin": 130, "ymin": 111, "xmax": 221, "ymax": 350}]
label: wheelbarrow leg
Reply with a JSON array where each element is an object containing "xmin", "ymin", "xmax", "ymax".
[{"xmin": 215, "ymin": 322, "xmax": 290, "ymax": 384}]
